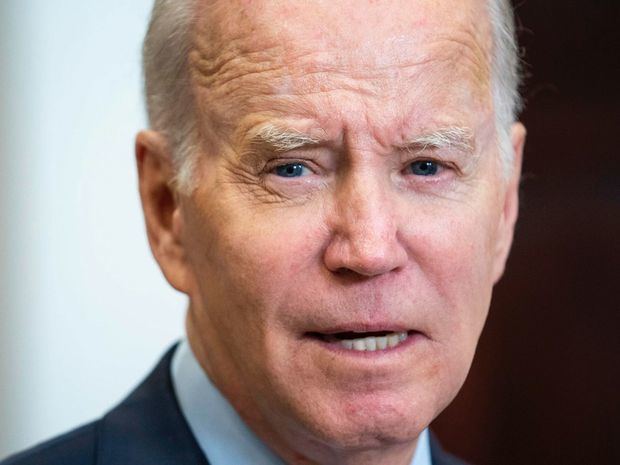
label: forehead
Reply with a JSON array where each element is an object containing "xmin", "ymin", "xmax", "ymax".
[
  {"xmin": 196, "ymin": 0, "xmax": 491, "ymax": 54},
  {"xmin": 190, "ymin": 0, "xmax": 493, "ymax": 141}
]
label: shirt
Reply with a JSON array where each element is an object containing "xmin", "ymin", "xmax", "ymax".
[{"xmin": 171, "ymin": 340, "xmax": 432, "ymax": 465}]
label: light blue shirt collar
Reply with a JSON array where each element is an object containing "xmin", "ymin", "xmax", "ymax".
[{"xmin": 171, "ymin": 340, "xmax": 432, "ymax": 465}]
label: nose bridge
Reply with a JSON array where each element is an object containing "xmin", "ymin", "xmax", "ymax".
[
  {"xmin": 339, "ymin": 166, "xmax": 392, "ymax": 241},
  {"xmin": 324, "ymin": 163, "xmax": 407, "ymax": 276}
]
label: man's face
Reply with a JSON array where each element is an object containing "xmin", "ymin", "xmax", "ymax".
[{"xmin": 168, "ymin": 0, "xmax": 522, "ymax": 459}]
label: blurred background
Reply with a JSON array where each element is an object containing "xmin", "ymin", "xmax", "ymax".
[
  {"xmin": 434, "ymin": 1, "xmax": 620, "ymax": 464},
  {"xmin": 0, "ymin": 0, "xmax": 185, "ymax": 458},
  {"xmin": 0, "ymin": 1, "xmax": 618, "ymax": 464}
]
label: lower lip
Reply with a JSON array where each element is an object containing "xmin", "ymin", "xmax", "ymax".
[{"xmin": 306, "ymin": 331, "xmax": 426, "ymax": 357}]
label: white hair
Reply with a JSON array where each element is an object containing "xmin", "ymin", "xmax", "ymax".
[
  {"xmin": 142, "ymin": 0, "xmax": 199, "ymax": 191},
  {"xmin": 488, "ymin": 0, "xmax": 523, "ymax": 177},
  {"xmin": 142, "ymin": 0, "xmax": 522, "ymax": 191}
]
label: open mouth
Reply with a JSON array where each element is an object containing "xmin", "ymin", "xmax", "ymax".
[{"xmin": 307, "ymin": 330, "xmax": 415, "ymax": 352}]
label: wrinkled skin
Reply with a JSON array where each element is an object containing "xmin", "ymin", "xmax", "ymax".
[{"xmin": 136, "ymin": 1, "xmax": 525, "ymax": 464}]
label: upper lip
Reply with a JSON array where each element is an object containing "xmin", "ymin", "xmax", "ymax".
[{"xmin": 305, "ymin": 322, "xmax": 417, "ymax": 335}]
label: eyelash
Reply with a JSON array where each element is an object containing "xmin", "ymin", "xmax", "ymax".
[
  {"xmin": 406, "ymin": 156, "xmax": 462, "ymax": 178},
  {"xmin": 265, "ymin": 158, "xmax": 317, "ymax": 176}
]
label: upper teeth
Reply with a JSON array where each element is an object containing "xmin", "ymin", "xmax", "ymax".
[{"xmin": 340, "ymin": 332, "xmax": 408, "ymax": 351}]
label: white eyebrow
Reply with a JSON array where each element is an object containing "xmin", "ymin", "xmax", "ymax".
[
  {"xmin": 249, "ymin": 124, "xmax": 323, "ymax": 152},
  {"xmin": 403, "ymin": 127, "xmax": 475, "ymax": 153},
  {"xmin": 247, "ymin": 125, "xmax": 474, "ymax": 155}
]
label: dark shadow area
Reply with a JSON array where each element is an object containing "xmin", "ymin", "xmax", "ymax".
[{"xmin": 433, "ymin": 1, "xmax": 620, "ymax": 464}]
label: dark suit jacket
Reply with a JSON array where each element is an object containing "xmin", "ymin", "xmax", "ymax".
[{"xmin": 1, "ymin": 345, "xmax": 469, "ymax": 465}]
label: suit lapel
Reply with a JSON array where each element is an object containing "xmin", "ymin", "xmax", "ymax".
[{"xmin": 97, "ymin": 345, "xmax": 211, "ymax": 465}]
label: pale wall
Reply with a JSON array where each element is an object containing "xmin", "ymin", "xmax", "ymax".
[{"xmin": 0, "ymin": 1, "xmax": 185, "ymax": 458}]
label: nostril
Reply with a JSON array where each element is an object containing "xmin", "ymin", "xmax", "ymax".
[
  {"xmin": 331, "ymin": 264, "xmax": 402, "ymax": 281},
  {"xmin": 331, "ymin": 267, "xmax": 376, "ymax": 283},
  {"xmin": 335, "ymin": 267, "xmax": 356, "ymax": 276}
]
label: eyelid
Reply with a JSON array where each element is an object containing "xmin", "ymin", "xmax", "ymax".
[
  {"xmin": 406, "ymin": 143, "xmax": 474, "ymax": 171},
  {"xmin": 264, "ymin": 158, "xmax": 319, "ymax": 175},
  {"xmin": 399, "ymin": 159, "xmax": 465, "ymax": 183},
  {"xmin": 404, "ymin": 154, "xmax": 463, "ymax": 176}
]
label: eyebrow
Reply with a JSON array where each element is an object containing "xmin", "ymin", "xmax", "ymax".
[
  {"xmin": 400, "ymin": 127, "xmax": 475, "ymax": 153},
  {"xmin": 247, "ymin": 124, "xmax": 323, "ymax": 153},
  {"xmin": 241, "ymin": 124, "xmax": 475, "ymax": 164}
]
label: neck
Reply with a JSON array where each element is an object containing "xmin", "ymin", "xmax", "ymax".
[{"xmin": 185, "ymin": 309, "xmax": 420, "ymax": 465}]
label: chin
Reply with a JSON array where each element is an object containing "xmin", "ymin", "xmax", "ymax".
[
  {"xmin": 256, "ymin": 337, "xmax": 470, "ymax": 454},
  {"xmin": 286, "ymin": 386, "xmax": 441, "ymax": 451}
]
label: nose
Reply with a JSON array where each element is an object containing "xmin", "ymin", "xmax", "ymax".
[{"xmin": 323, "ymin": 170, "xmax": 408, "ymax": 278}]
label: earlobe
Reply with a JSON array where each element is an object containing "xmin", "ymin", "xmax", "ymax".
[
  {"xmin": 492, "ymin": 122, "xmax": 526, "ymax": 283},
  {"xmin": 136, "ymin": 131, "xmax": 193, "ymax": 294}
]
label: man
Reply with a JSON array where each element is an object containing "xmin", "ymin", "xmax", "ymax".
[{"xmin": 2, "ymin": 0, "xmax": 525, "ymax": 464}]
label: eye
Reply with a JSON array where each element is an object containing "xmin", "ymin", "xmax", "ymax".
[
  {"xmin": 408, "ymin": 160, "xmax": 439, "ymax": 176},
  {"xmin": 274, "ymin": 163, "xmax": 310, "ymax": 178}
]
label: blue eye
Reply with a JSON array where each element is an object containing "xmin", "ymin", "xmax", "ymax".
[
  {"xmin": 409, "ymin": 160, "xmax": 439, "ymax": 176},
  {"xmin": 274, "ymin": 163, "xmax": 309, "ymax": 178}
]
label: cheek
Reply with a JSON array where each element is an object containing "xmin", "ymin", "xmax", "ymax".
[
  {"xmin": 228, "ymin": 218, "xmax": 322, "ymax": 302},
  {"xmin": 187, "ymin": 196, "xmax": 325, "ymax": 327},
  {"xmin": 404, "ymin": 199, "xmax": 500, "ymax": 342},
  {"xmin": 181, "ymin": 196, "xmax": 328, "ymax": 404}
]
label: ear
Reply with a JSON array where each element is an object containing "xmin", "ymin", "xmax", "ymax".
[
  {"xmin": 492, "ymin": 122, "xmax": 526, "ymax": 283},
  {"xmin": 136, "ymin": 130, "xmax": 193, "ymax": 294}
]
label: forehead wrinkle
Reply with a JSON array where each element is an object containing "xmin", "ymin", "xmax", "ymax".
[
  {"xmin": 431, "ymin": 34, "xmax": 491, "ymax": 94},
  {"xmin": 190, "ymin": 38, "xmax": 286, "ymax": 93},
  {"xmin": 189, "ymin": 0, "xmax": 495, "ymax": 154},
  {"xmin": 192, "ymin": 48, "xmax": 396, "ymax": 103},
  {"xmin": 190, "ymin": 7, "xmax": 492, "ymax": 101},
  {"xmin": 192, "ymin": 37, "xmax": 489, "ymax": 102},
  {"xmin": 192, "ymin": 0, "xmax": 493, "ymax": 76}
]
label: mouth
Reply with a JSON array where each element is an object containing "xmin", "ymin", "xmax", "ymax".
[{"xmin": 306, "ymin": 330, "xmax": 418, "ymax": 352}]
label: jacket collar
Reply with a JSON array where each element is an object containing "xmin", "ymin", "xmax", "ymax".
[{"xmin": 97, "ymin": 344, "xmax": 210, "ymax": 465}]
